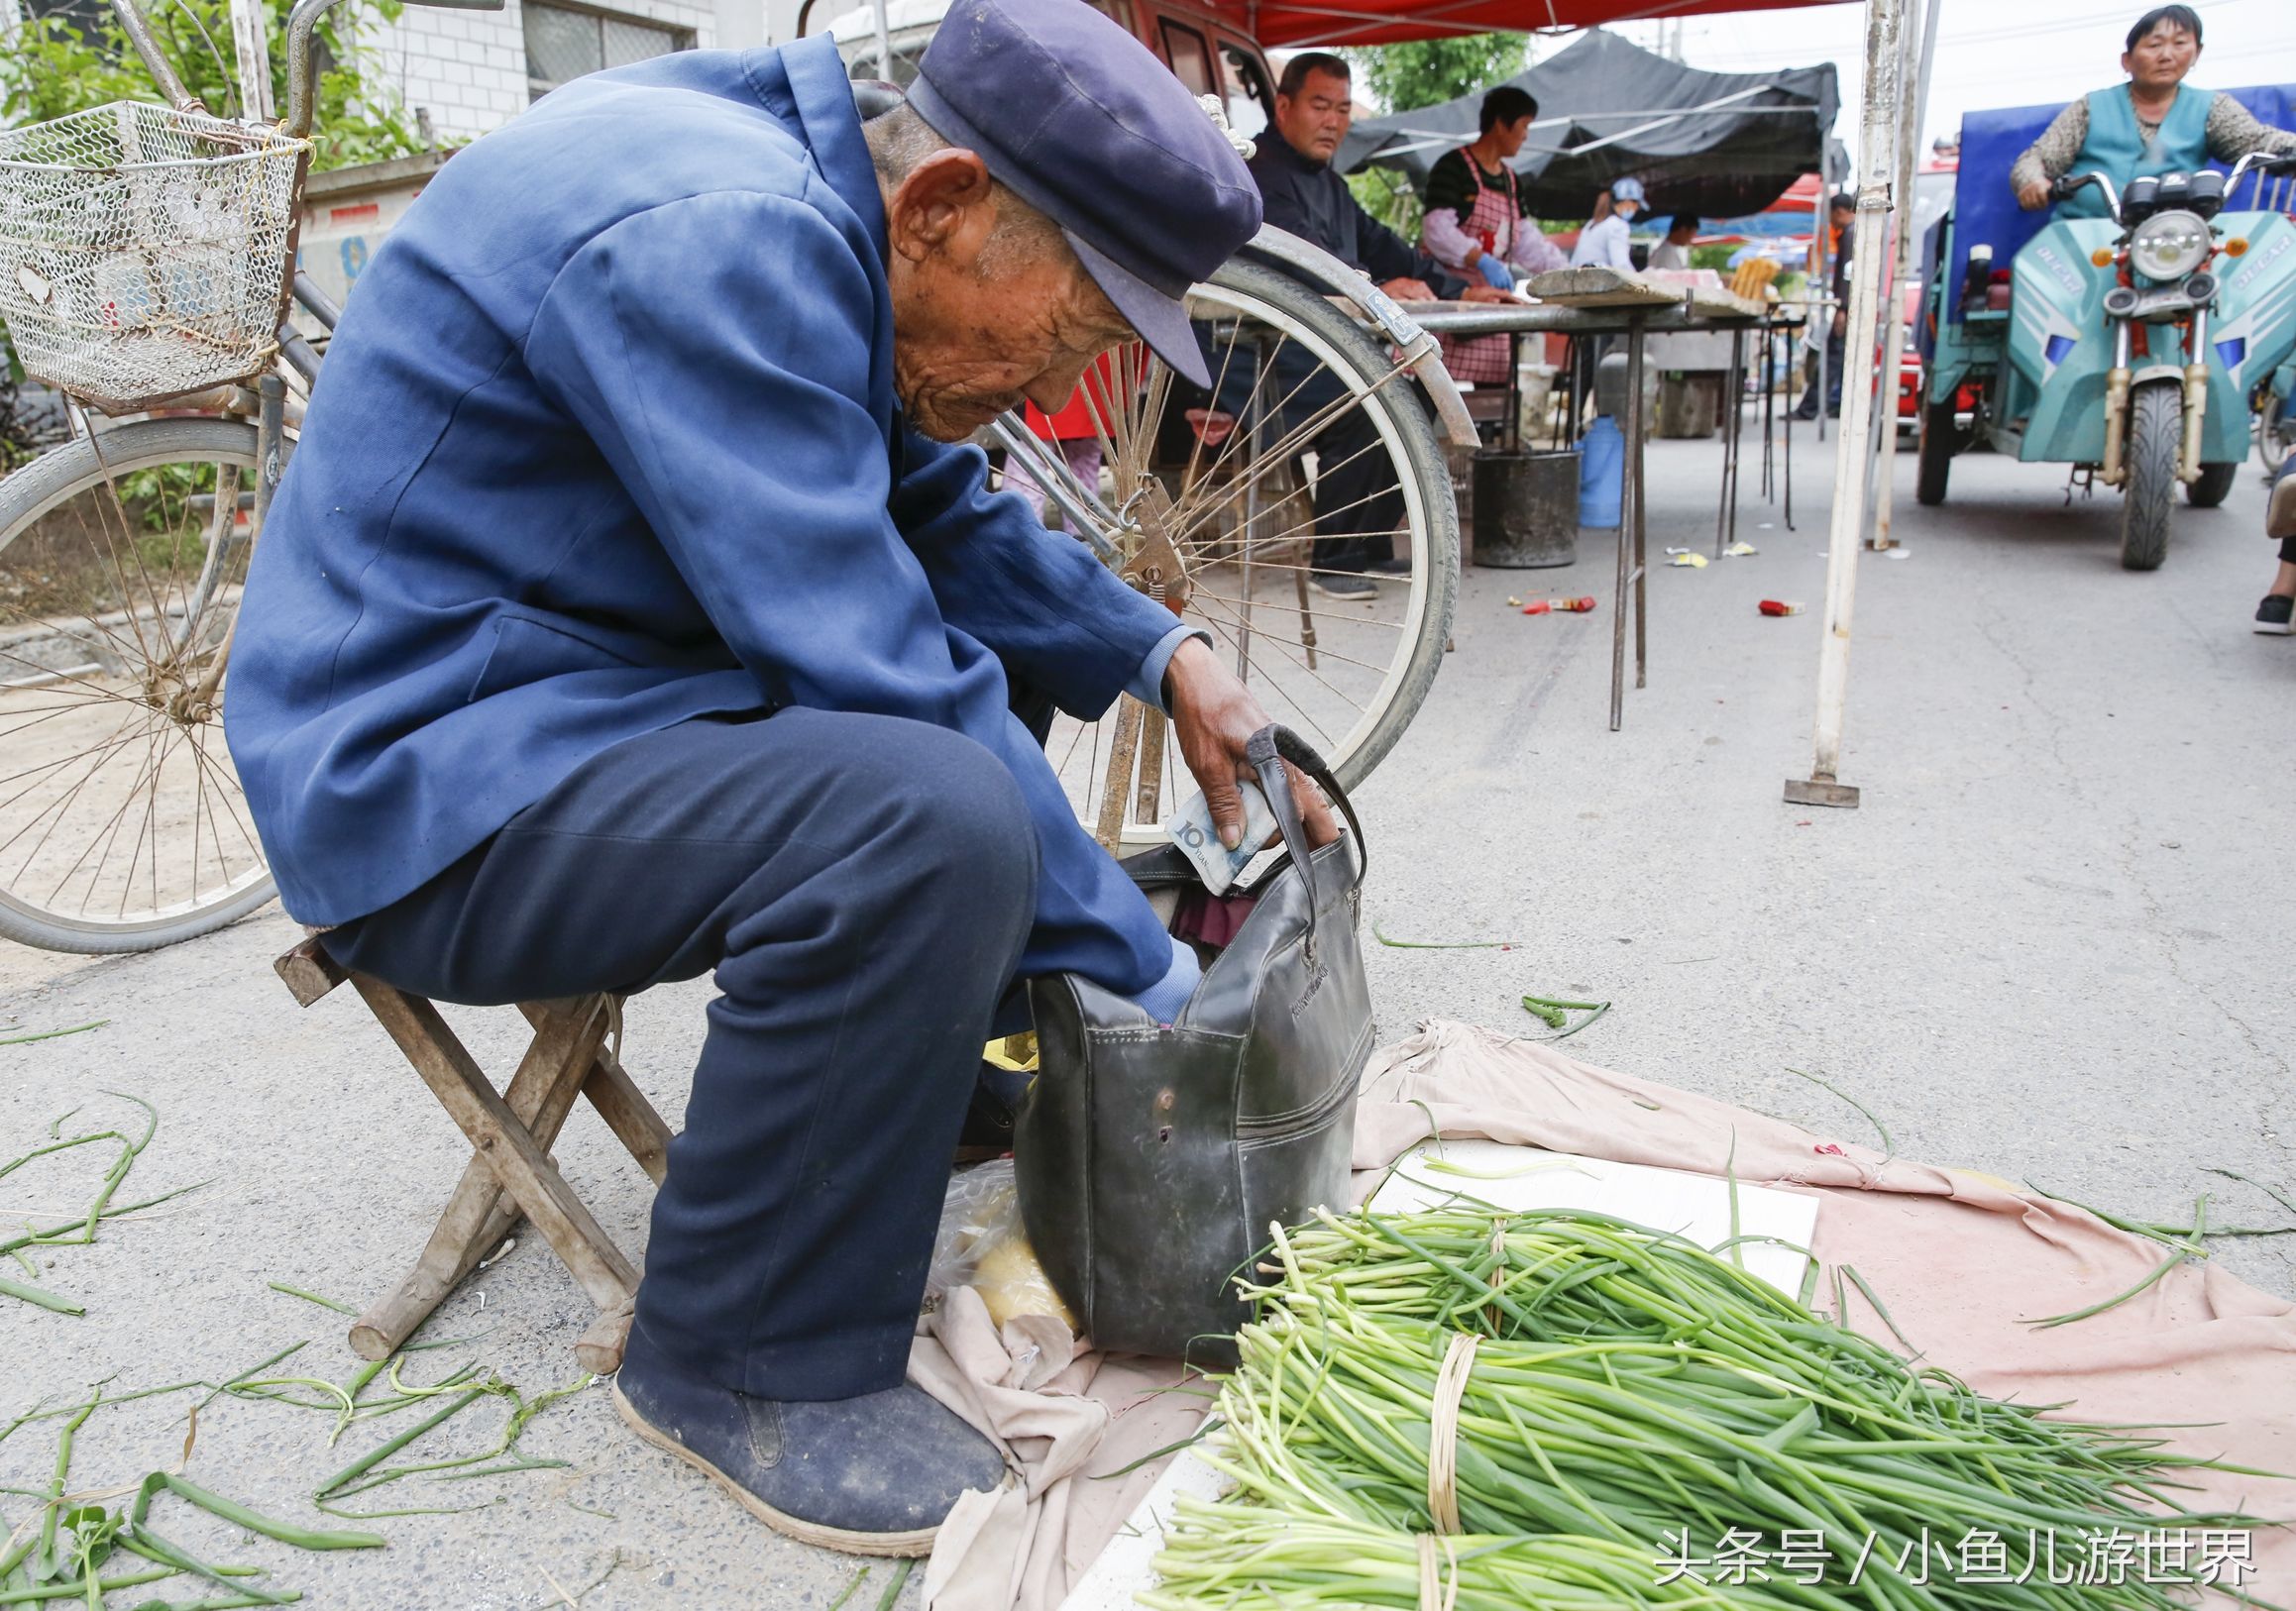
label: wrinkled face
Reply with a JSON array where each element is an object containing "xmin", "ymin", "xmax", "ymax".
[
  {"xmin": 881, "ymin": 150, "xmax": 1137, "ymax": 441},
  {"xmin": 1489, "ymin": 114, "xmax": 1534, "ymax": 161},
  {"xmin": 1275, "ymin": 68, "xmax": 1353, "ymax": 164},
  {"xmin": 2122, "ymin": 23, "xmax": 2199, "ymax": 93}
]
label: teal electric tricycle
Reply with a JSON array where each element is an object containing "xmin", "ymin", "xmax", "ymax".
[{"xmin": 1917, "ymin": 128, "xmax": 2296, "ymax": 569}]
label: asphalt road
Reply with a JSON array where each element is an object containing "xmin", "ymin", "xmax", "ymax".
[{"xmin": 3, "ymin": 423, "xmax": 2290, "ymax": 1609}]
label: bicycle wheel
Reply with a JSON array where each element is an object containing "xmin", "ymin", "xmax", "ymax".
[
  {"xmin": 1000, "ymin": 258, "xmax": 1458, "ymax": 851},
  {"xmin": 0, "ymin": 416, "xmax": 277, "ymax": 952}
]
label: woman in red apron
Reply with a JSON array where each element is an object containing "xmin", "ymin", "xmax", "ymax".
[{"xmin": 1419, "ymin": 86, "xmax": 1568, "ymax": 386}]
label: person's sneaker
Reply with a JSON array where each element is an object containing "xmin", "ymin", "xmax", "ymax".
[
  {"xmin": 1366, "ymin": 557, "xmax": 1413, "ymax": 576},
  {"xmin": 1311, "ymin": 572, "xmax": 1376, "ymax": 598},
  {"xmin": 613, "ymin": 1325, "xmax": 1006, "ymax": 1555},
  {"xmin": 2256, "ymin": 593, "xmax": 2295, "ymax": 635}
]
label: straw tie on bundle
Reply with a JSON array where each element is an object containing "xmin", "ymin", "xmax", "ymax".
[
  {"xmin": 1424, "ymin": 1331, "xmax": 1478, "ymax": 1536},
  {"xmin": 1414, "ymin": 1531, "xmax": 1460, "ymax": 1611}
]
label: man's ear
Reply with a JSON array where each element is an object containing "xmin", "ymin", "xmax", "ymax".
[{"xmin": 887, "ymin": 149, "xmax": 999, "ymax": 268}]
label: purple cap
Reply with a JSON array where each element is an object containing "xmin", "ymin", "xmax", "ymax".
[{"xmin": 908, "ymin": 0, "xmax": 1261, "ymax": 385}]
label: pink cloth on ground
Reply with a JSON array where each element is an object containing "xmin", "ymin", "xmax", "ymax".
[{"xmin": 912, "ymin": 1019, "xmax": 2296, "ymax": 1609}]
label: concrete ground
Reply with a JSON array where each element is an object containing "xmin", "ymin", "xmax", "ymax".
[{"xmin": 3, "ymin": 422, "xmax": 2291, "ymax": 1609}]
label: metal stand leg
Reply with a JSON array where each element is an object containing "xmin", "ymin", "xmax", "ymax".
[
  {"xmin": 1631, "ymin": 319, "xmax": 1648, "ymax": 693},
  {"xmin": 1784, "ymin": 350, "xmax": 1797, "ymax": 532},
  {"xmin": 1715, "ymin": 329, "xmax": 1745, "ymax": 558},
  {"xmin": 1761, "ymin": 326, "xmax": 1777, "ymax": 501},
  {"xmin": 1611, "ymin": 316, "xmax": 1649, "ymax": 730},
  {"xmin": 1726, "ymin": 330, "xmax": 1746, "ymax": 553}
]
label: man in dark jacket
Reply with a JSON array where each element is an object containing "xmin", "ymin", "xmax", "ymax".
[{"xmin": 1245, "ymin": 53, "xmax": 1508, "ymax": 595}]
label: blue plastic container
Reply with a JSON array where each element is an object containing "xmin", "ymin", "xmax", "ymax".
[{"xmin": 1578, "ymin": 415, "xmax": 1623, "ymax": 529}]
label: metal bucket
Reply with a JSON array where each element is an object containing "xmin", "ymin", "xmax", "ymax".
[{"xmin": 1471, "ymin": 449, "xmax": 1579, "ymax": 569}]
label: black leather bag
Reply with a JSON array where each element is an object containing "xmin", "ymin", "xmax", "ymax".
[{"xmin": 1016, "ymin": 725, "xmax": 1371, "ymax": 1364}]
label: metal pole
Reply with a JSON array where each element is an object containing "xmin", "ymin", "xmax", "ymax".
[
  {"xmin": 1787, "ymin": 0, "xmax": 1906, "ymax": 810},
  {"xmin": 1631, "ymin": 317, "xmax": 1648, "ymax": 691},
  {"xmin": 1870, "ymin": 0, "xmax": 1941, "ymax": 553},
  {"xmin": 1716, "ymin": 328, "xmax": 1744, "ymax": 558},
  {"xmin": 871, "ymin": 0, "xmax": 895, "ymax": 83}
]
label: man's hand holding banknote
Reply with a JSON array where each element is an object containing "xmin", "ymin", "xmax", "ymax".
[{"xmin": 1162, "ymin": 637, "xmax": 1340, "ymax": 888}]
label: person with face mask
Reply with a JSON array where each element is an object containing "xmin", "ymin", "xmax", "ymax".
[
  {"xmin": 2010, "ymin": 5, "xmax": 2293, "ymax": 215},
  {"xmin": 1570, "ymin": 175, "xmax": 1646, "ymax": 269},
  {"xmin": 225, "ymin": 0, "xmax": 1337, "ymax": 1556}
]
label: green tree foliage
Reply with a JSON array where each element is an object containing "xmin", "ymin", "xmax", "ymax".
[
  {"xmin": 1348, "ymin": 34, "xmax": 1527, "ymax": 117},
  {"xmin": 0, "ymin": 0, "xmax": 428, "ymax": 172}
]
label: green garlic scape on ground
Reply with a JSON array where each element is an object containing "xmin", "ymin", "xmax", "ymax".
[{"xmin": 1146, "ymin": 1207, "xmax": 2275, "ymax": 1610}]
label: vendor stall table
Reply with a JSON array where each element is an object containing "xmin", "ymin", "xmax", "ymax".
[{"xmin": 1396, "ymin": 298, "xmax": 1802, "ymax": 729}]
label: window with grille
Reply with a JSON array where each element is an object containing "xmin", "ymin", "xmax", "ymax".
[{"xmin": 524, "ymin": 1, "xmax": 694, "ymax": 99}]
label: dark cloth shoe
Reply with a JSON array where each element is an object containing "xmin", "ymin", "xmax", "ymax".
[
  {"xmin": 1367, "ymin": 557, "xmax": 1413, "ymax": 576},
  {"xmin": 1311, "ymin": 572, "xmax": 1376, "ymax": 598},
  {"xmin": 2256, "ymin": 593, "xmax": 2295, "ymax": 635},
  {"xmin": 613, "ymin": 1324, "xmax": 1006, "ymax": 1556}
]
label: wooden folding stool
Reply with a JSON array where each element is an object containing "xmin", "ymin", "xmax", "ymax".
[{"xmin": 274, "ymin": 936, "xmax": 673, "ymax": 1373}]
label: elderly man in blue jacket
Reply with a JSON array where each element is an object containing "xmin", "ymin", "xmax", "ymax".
[{"xmin": 226, "ymin": 0, "xmax": 1317, "ymax": 1556}]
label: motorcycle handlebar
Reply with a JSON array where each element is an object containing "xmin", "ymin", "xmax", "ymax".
[{"xmin": 2052, "ymin": 170, "xmax": 2122, "ymax": 218}]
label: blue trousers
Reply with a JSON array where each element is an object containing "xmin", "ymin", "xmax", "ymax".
[{"xmin": 322, "ymin": 707, "xmax": 1039, "ymax": 1400}]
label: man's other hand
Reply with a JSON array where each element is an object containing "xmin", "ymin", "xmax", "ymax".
[
  {"xmin": 2017, "ymin": 177, "xmax": 2053, "ymax": 211},
  {"xmin": 1161, "ymin": 636, "xmax": 1340, "ymax": 852},
  {"xmin": 1379, "ymin": 276, "xmax": 1439, "ymax": 302},
  {"xmin": 1460, "ymin": 284, "xmax": 1516, "ymax": 304}
]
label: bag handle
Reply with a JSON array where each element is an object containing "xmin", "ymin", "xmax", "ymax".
[{"xmin": 1244, "ymin": 725, "xmax": 1366, "ymax": 926}]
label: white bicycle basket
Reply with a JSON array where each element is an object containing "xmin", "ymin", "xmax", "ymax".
[{"xmin": 0, "ymin": 101, "xmax": 309, "ymax": 412}]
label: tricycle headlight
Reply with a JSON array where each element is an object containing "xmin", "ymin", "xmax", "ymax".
[{"xmin": 2129, "ymin": 210, "xmax": 2210, "ymax": 281}]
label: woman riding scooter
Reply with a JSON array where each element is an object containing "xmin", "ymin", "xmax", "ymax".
[{"xmin": 2008, "ymin": 4, "xmax": 2296, "ymax": 629}]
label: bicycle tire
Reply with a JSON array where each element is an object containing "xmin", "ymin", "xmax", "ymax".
[
  {"xmin": 1020, "ymin": 257, "xmax": 1459, "ymax": 845},
  {"xmin": 1209, "ymin": 259, "xmax": 1457, "ymax": 790},
  {"xmin": 0, "ymin": 416, "xmax": 278, "ymax": 952}
]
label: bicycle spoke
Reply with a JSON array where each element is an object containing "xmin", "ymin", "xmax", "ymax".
[
  {"xmin": 1190, "ymin": 593, "xmax": 1371, "ymax": 717},
  {"xmin": 1192, "ymin": 613, "xmax": 1340, "ymax": 748},
  {"xmin": 181, "ymin": 718, "xmax": 263, "ymax": 861},
  {"xmin": 1187, "ymin": 589, "xmax": 1407, "ymax": 637},
  {"xmin": 0, "ymin": 712, "xmax": 146, "ymax": 831},
  {"xmin": 1171, "ymin": 360, "xmax": 1413, "ymax": 536}
]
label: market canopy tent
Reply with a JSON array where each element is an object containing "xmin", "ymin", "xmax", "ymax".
[
  {"xmin": 1274, "ymin": 0, "xmax": 1925, "ymax": 804},
  {"xmin": 1256, "ymin": 0, "xmax": 1843, "ymax": 49},
  {"xmin": 1335, "ymin": 29, "xmax": 1838, "ymax": 220}
]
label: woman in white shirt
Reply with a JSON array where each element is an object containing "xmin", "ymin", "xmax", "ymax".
[{"xmin": 1570, "ymin": 176, "xmax": 1645, "ymax": 268}]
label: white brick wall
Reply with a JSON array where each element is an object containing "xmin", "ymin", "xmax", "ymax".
[{"xmin": 365, "ymin": 0, "xmax": 718, "ymax": 145}]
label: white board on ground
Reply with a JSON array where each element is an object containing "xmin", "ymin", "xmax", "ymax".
[
  {"xmin": 1367, "ymin": 1139, "xmax": 1818, "ymax": 1298},
  {"xmin": 1059, "ymin": 1440, "xmax": 1227, "ymax": 1611}
]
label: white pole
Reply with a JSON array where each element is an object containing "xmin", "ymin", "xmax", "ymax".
[
  {"xmin": 1870, "ymin": 0, "xmax": 1940, "ymax": 551},
  {"xmin": 871, "ymin": 0, "xmax": 895, "ymax": 81},
  {"xmin": 229, "ymin": 0, "xmax": 273, "ymax": 121},
  {"xmin": 1786, "ymin": 0, "xmax": 1906, "ymax": 811}
]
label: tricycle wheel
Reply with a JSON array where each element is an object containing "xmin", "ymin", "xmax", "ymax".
[
  {"xmin": 2186, "ymin": 462, "xmax": 2237, "ymax": 508},
  {"xmin": 1915, "ymin": 398, "xmax": 1954, "ymax": 506},
  {"xmin": 2120, "ymin": 381, "xmax": 2179, "ymax": 572}
]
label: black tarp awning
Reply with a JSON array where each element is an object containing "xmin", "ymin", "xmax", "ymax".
[{"xmin": 1336, "ymin": 29, "xmax": 1839, "ymax": 220}]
